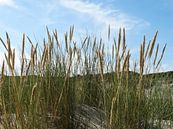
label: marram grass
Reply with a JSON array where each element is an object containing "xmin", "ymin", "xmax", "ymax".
[{"xmin": 0, "ymin": 26, "xmax": 172, "ymax": 129}]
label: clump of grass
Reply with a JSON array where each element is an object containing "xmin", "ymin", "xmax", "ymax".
[{"xmin": 0, "ymin": 26, "xmax": 172, "ymax": 129}]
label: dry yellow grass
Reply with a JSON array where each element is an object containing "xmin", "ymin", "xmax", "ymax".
[{"xmin": 0, "ymin": 27, "xmax": 170, "ymax": 129}]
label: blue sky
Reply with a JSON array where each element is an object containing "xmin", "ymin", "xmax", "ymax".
[{"xmin": 0, "ymin": 0, "xmax": 173, "ymax": 71}]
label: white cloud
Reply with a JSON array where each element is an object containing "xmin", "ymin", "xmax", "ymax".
[
  {"xmin": 60, "ymin": 0, "xmax": 149, "ymax": 30},
  {"xmin": 0, "ymin": 0, "xmax": 16, "ymax": 7},
  {"xmin": 159, "ymin": 64, "xmax": 173, "ymax": 72}
]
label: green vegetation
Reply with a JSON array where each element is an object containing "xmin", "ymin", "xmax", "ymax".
[{"xmin": 0, "ymin": 26, "xmax": 172, "ymax": 129}]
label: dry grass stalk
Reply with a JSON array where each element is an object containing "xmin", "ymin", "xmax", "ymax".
[
  {"xmin": 156, "ymin": 44, "xmax": 167, "ymax": 68},
  {"xmin": 0, "ymin": 37, "xmax": 7, "ymax": 50},
  {"xmin": 31, "ymin": 44, "xmax": 38, "ymax": 65},
  {"xmin": 22, "ymin": 33, "xmax": 25, "ymax": 59},
  {"xmin": 27, "ymin": 36, "xmax": 34, "ymax": 47},
  {"xmin": 21, "ymin": 58, "xmax": 24, "ymax": 77},
  {"xmin": 30, "ymin": 82, "xmax": 37, "ymax": 105},
  {"xmin": 46, "ymin": 26, "xmax": 51, "ymax": 43},
  {"xmin": 6, "ymin": 35, "xmax": 12, "ymax": 65},
  {"xmin": 142, "ymin": 36, "xmax": 145, "ymax": 57},
  {"xmin": 149, "ymin": 31, "xmax": 158, "ymax": 58},
  {"xmin": 6, "ymin": 32, "xmax": 11, "ymax": 51},
  {"xmin": 117, "ymin": 28, "xmax": 121, "ymax": 54},
  {"xmin": 69, "ymin": 47, "xmax": 73, "ymax": 62},
  {"xmin": 34, "ymin": 44, "xmax": 38, "ymax": 63},
  {"xmin": 30, "ymin": 45, "xmax": 34, "ymax": 70},
  {"xmin": 69, "ymin": 25, "xmax": 74, "ymax": 42},
  {"xmin": 140, "ymin": 36, "xmax": 146, "ymax": 74},
  {"xmin": 109, "ymin": 96, "xmax": 116, "ymax": 128},
  {"xmin": 108, "ymin": 24, "xmax": 111, "ymax": 40},
  {"xmin": 53, "ymin": 29, "xmax": 60, "ymax": 48},
  {"xmin": 26, "ymin": 61, "xmax": 31, "ymax": 76},
  {"xmin": 73, "ymin": 41, "xmax": 77, "ymax": 54},
  {"xmin": 92, "ymin": 37, "xmax": 96, "ymax": 51},
  {"xmin": 46, "ymin": 28, "xmax": 54, "ymax": 63},
  {"xmin": 145, "ymin": 40, "xmax": 151, "ymax": 59},
  {"xmin": 140, "ymin": 44, "xmax": 144, "ymax": 75},
  {"xmin": 30, "ymin": 43, "xmax": 38, "ymax": 73},
  {"xmin": 120, "ymin": 45, "xmax": 127, "ymax": 61},
  {"xmin": 153, "ymin": 44, "xmax": 159, "ymax": 65},
  {"xmin": 81, "ymin": 37, "xmax": 88, "ymax": 50},
  {"xmin": 113, "ymin": 38, "xmax": 117, "ymax": 54},
  {"xmin": 41, "ymin": 44, "xmax": 46, "ymax": 66},
  {"xmin": 0, "ymin": 60, "xmax": 5, "ymax": 82},
  {"xmin": 123, "ymin": 28, "xmax": 126, "ymax": 51},
  {"xmin": 4, "ymin": 52, "xmax": 13, "ymax": 73},
  {"xmin": 42, "ymin": 45, "xmax": 48, "ymax": 68},
  {"xmin": 126, "ymin": 50, "xmax": 130, "ymax": 73},
  {"xmin": 102, "ymin": 44, "xmax": 105, "ymax": 57},
  {"xmin": 115, "ymin": 28, "xmax": 121, "ymax": 75},
  {"xmin": 116, "ymin": 55, "xmax": 121, "ymax": 78},
  {"xmin": 76, "ymin": 49, "xmax": 81, "ymax": 63},
  {"xmin": 4, "ymin": 54, "xmax": 10, "ymax": 69},
  {"xmin": 98, "ymin": 50, "xmax": 104, "ymax": 81},
  {"xmin": 65, "ymin": 32, "xmax": 68, "ymax": 53},
  {"xmin": 112, "ymin": 44, "xmax": 114, "ymax": 60},
  {"xmin": 12, "ymin": 48, "xmax": 15, "ymax": 70},
  {"xmin": 21, "ymin": 34, "xmax": 25, "ymax": 76},
  {"xmin": 86, "ymin": 36, "xmax": 90, "ymax": 49},
  {"xmin": 120, "ymin": 29, "xmax": 127, "ymax": 60},
  {"xmin": 48, "ymin": 39, "xmax": 53, "ymax": 62},
  {"xmin": 51, "ymin": 35, "xmax": 54, "ymax": 48},
  {"xmin": 122, "ymin": 50, "xmax": 130, "ymax": 72},
  {"xmin": 124, "ymin": 51, "xmax": 130, "ymax": 122}
]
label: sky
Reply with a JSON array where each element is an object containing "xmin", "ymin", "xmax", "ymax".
[{"xmin": 0, "ymin": 0, "xmax": 173, "ymax": 72}]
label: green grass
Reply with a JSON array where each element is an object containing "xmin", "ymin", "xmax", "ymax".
[{"xmin": 0, "ymin": 27, "xmax": 172, "ymax": 129}]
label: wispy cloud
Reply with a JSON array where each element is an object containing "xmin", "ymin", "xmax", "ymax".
[
  {"xmin": 60, "ymin": 0, "xmax": 149, "ymax": 30},
  {"xmin": 0, "ymin": 0, "xmax": 16, "ymax": 7}
]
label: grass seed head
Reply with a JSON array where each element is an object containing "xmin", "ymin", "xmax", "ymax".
[{"xmin": 149, "ymin": 31, "xmax": 158, "ymax": 58}]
